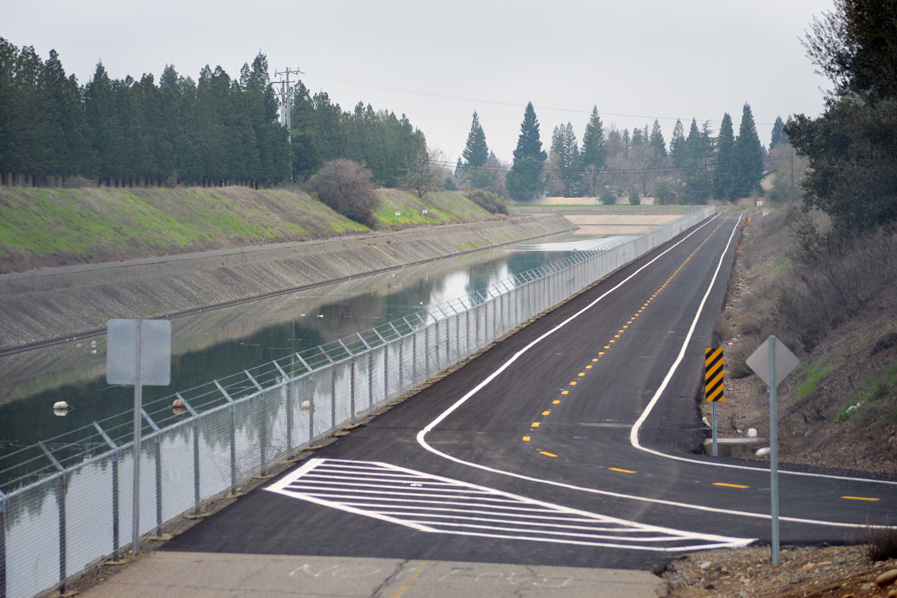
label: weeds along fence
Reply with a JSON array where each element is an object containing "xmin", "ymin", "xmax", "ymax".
[{"xmin": 0, "ymin": 207, "xmax": 711, "ymax": 598}]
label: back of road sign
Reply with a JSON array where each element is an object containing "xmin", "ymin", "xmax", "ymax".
[{"xmin": 107, "ymin": 319, "xmax": 171, "ymax": 386}]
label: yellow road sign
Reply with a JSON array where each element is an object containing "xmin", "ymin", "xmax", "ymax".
[{"xmin": 705, "ymin": 348, "xmax": 724, "ymax": 402}]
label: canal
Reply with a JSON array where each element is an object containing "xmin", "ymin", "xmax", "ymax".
[{"xmin": 0, "ymin": 231, "xmax": 626, "ymax": 469}]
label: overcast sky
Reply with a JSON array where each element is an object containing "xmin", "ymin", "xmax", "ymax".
[{"xmin": 6, "ymin": 0, "xmax": 833, "ymax": 164}]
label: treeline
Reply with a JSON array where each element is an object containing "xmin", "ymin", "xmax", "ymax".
[
  {"xmin": 0, "ymin": 39, "xmax": 427, "ymax": 189},
  {"xmin": 289, "ymin": 84, "xmax": 426, "ymax": 187},
  {"xmin": 459, "ymin": 102, "xmax": 777, "ymax": 204}
]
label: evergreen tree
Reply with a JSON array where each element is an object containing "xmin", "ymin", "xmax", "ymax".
[
  {"xmin": 648, "ymin": 120, "xmax": 666, "ymax": 160},
  {"xmin": 605, "ymin": 126, "xmax": 625, "ymax": 159},
  {"xmin": 769, "ymin": 116, "xmax": 787, "ymax": 148},
  {"xmin": 462, "ymin": 111, "xmax": 488, "ymax": 168},
  {"xmin": 549, "ymin": 122, "xmax": 581, "ymax": 196},
  {"xmin": 732, "ymin": 103, "xmax": 765, "ymax": 196},
  {"xmin": 512, "ymin": 102, "xmax": 547, "ymax": 162},
  {"xmin": 580, "ymin": 106, "xmax": 606, "ymax": 197},
  {"xmin": 785, "ymin": 0, "xmax": 897, "ymax": 233},
  {"xmin": 506, "ymin": 156, "xmax": 544, "ymax": 201},
  {"xmin": 506, "ymin": 102, "xmax": 547, "ymax": 200},
  {"xmin": 681, "ymin": 118, "xmax": 713, "ymax": 202},
  {"xmin": 669, "ymin": 119, "xmax": 687, "ymax": 167},
  {"xmin": 83, "ymin": 63, "xmax": 119, "ymax": 183},
  {"xmin": 580, "ymin": 106, "xmax": 606, "ymax": 169},
  {"xmin": 648, "ymin": 119, "xmax": 667, "ymax": 178},
  {"xmin": 713, "ymin": 113, "xmax": 736, "ymax": 199}
]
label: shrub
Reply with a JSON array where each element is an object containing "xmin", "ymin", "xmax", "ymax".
[
  {"xmin": 308, "ymin": 159, "xmax": 378, "ymax": 226},
  {"xmin": 599, "ymin": 187, "xmax": 616, "ymax": 205},
  {"xmin": 463, "ymin": 189, "xmax": 508, "ymax": 215}
]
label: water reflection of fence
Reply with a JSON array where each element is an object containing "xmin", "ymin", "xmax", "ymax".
[{"xmin": 0, "ymin": 207, "xmax": 712, "ymax": 598}]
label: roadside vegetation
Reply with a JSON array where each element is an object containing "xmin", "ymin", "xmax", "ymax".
[{"xmin": 0, "ymin": 185, "xmax": 491, "ymax": 273}]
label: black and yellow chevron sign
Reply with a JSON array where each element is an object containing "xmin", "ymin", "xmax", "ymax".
[{"xmin": 705, "ymin": 348, "xmax": 724, "ymax": 402}]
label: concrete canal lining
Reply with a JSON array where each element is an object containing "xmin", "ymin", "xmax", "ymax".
[{"xmin": 0, "ymin": 215, "xmax": 575, "ymax": 353}]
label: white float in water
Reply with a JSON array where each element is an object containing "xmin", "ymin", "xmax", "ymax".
[{"xmin": 53, "ymin": 401, "xmax": 70, "ymax": 411}]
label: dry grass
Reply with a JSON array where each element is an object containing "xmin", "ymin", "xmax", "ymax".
[{"xmin": 710, "ymin": 207, "xmax": 897, "ymax": 475}]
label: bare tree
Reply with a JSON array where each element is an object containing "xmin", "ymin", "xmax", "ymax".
[
  {"xmin": 308, "ymin": 159, "xmax": 378, "ymax": 226},
  {"xmin": 400, "ymin": 147, "xmax": 443, "ymax": 198}
]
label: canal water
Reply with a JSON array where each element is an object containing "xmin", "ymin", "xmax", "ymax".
[{"xmin": 0, "ymin": 231, "xmax": 622, "ymax": 468}]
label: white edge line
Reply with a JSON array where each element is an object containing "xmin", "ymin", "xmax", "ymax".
[
  {"xmin": 415, "ymin": 214, "xmax": 895, "ymax": 530},
  {"xmin": 269, "ymin": 457, "xmax": 749, "ymax": 545}
]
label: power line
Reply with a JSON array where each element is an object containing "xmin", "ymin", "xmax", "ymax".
[{"xmin": 301, "ymin": 72, "xmax": 781, "ymax": 127}]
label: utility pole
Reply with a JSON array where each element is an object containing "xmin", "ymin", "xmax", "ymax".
[{"xmin": 273, "ymin": 67, "xmax": 303, "ymax": 182}]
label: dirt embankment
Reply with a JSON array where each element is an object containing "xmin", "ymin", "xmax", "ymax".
[
  {"xmin": 665, "ymin": 208, "xmax": 897, "ymax": 597},
  {"xmin": 708, "ymin": 209, "xmax": 897, "ymax": 476}
]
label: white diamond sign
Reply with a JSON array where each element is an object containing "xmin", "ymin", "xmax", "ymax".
[{"xmin": 746, "ymin": 335, "xmax": 799, "ymax": 387}]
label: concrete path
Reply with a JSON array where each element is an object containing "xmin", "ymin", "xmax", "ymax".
[{"xmin": 78, "ymin": 553, "xmax": 667, "ymax": 598}]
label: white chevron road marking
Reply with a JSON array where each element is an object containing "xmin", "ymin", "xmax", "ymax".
[{"xmin": 267, "ymin": 458, "xmax": 753, "ymax": 552}]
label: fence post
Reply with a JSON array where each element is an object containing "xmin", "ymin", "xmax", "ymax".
[
  {"xmin": 0, "ymin": 490, "xmax": 6, "ymax": 598},
  {"xmin": 410, "ymin": 318, "xmax": 418, "ymax": 384},
  {"xmin": 39, "ymin": 443, "xmax": 68, "ymax": 594},
  {"xmin": 425, "ymin": 323, "xmax": 430, "ymax": 378},
  {"xmin": 214, "ymin": 381, "xmax": 238, "ymax": 495},
  {"xmin": 350, "ymin": 357, "xmax": 357, "ymax": 418},
  {"xmin": 139, "ymin": 409, "xmax": 164, "ymax": 536},
  {"xmin": 389, "ymin": 322, "xmax": 403, "ymax": 393},
  {"xmin": 309, "ymin": 373, "xmax": 316, "ymax": 444},
  {"xmin": 331, "ymin": 366, "xmax": 337, "ymax": 431},
  {"xmin": 274, "ymin": 362, "xmax": 293, "ymax": 454},
  {"xmin": 93, "ymin": 422, "xmax": 122, "ymax": 558},
  {"xmin": 373, "ymin": 329, "xmax": 388, "ymax": 401}
]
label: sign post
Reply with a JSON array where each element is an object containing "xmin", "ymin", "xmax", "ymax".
[
  {"xmin": 704, "ymin": 348, "xmax": 724, "ymax": 456},
  {"xmin": 107, "ymin": 319, "xmax": 171, "ymax": 555},
  {"xmin": 746, "ymin": 335, "xmax": 799, "ymax": 566}
]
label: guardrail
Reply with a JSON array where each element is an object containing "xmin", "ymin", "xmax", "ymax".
[{"xmin": 0, "ymin": 206, "xmax": 712, "ymax": 598}]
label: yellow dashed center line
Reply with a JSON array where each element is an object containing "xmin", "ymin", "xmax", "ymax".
[
  {"xmin": 552, "ymin": 400, "xmax": 560, "ymax": 405},
  {"xmin": 539, "ymin": 451, "xmax": 558, "ymax": 458},
  {"xmin": 524, "ymin": 223, "xmax": 726, "ymax": 447},
  {"xmin": 842, "ymin": 496, "xmax": 880, "ymax": 502},
  {"xmin": 713, "ymin": 482, "xmax": 750, "ymax": 489},
  {"xmin": 609, "ymin": 467, "xmax": 637, "ymax": 474}
]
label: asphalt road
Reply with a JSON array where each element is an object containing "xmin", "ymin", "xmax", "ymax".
[{"xmin": 164, "ymin": 212, "xmax": 896, "ymax": 573}]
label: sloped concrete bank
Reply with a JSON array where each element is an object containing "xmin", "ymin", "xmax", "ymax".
[{"xmin": 0, "ymin": 215, "xmax": 575, "ymax": 353}]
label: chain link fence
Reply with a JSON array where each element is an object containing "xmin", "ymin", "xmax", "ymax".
[{"xmin": 0, "ymin": 207, "xmax": 711, "ymax": 598}]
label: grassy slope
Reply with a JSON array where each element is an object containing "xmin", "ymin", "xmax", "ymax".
[{"xmin": 0, "ymin": 186, "xmax": 492, "ymax": 273}]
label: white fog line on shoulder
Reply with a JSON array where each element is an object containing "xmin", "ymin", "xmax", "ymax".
[
  {"xmin": 416, "ymin": 212, "xmax": 894, "ymax": 530},
  {"xmin": 628, "ymin": 217, "xmax": 897, "ymax": 488},
  {"xmin": 418, "ymin": 214, "xmax": 718, "ymax": 436}
]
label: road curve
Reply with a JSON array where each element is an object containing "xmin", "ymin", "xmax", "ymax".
[{"xmin": 165, "ymin": 212, "xmax": 895, "ymax": 571}]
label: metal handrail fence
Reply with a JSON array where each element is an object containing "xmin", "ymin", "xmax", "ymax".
[{"xmin": 0, "ymin": 207, "xmax": 712, "ymax": 598}]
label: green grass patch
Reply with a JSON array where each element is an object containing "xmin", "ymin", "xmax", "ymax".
[
  {"xmin": 0, "ymin": 186, "xmax": 374, "ymax": 271},
  {"xmin": 795, "ymin": 360, "xmax": 841, "ymax": 401},
  {"xmin": 771, "ymin": 256, "xmax": 793, "ymax": 272},
  {"xmin": 835, "ymin": 361, "xmax": 897, "ymax": 422}
]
